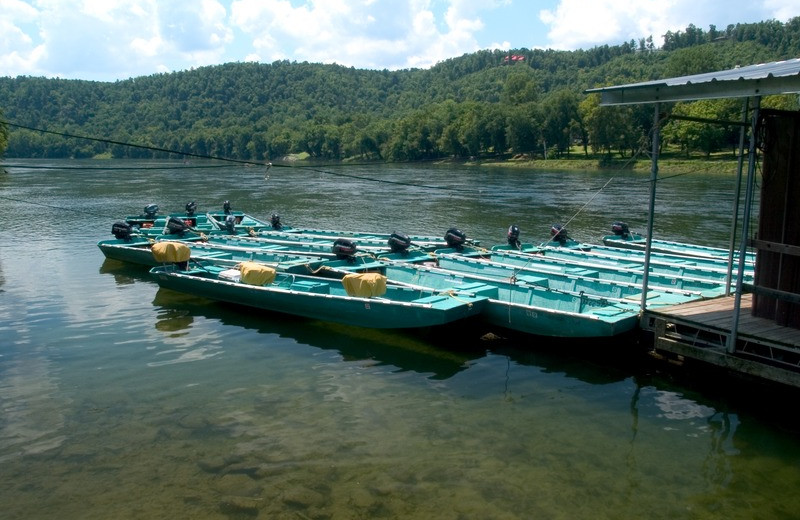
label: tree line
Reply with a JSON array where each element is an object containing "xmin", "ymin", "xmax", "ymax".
[{"xmin": 1, "ymin": 18, "xmax": 799, "ymax": 162}]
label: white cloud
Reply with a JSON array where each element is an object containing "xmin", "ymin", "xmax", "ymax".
[
  {"xmin": 764, "ymin": 0, "xmax": 799, "ymax": 21},
  {"xmin": 0, "ymin": 0, "xmax": 234, "ymax": 80},
  {"xmin": 0, "ymin": 0, "xmax": 41, "ymax": 75},
  {"xmin": 0, "ymin": 0, "xmax": 792, "ymax": 80},
  {"xmin": 539, "ymin": 0, "xmax": 799, "ymax": 50},
  {"xmin": 539, "ymin": 0, "xmax": 677, "ymax": 49},
  {"xmin": 229, "ymin": 0, "xmax": 497, "ymax": 69}
]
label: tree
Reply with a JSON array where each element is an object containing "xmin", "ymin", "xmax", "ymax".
[
  {"xmin": 580, "ymin": 94, "xmax": 638, "ymax": 157},
  {"xmin": 506, "ymin": 103, "xmax": 542, "ymax": 155},
  {"xmin": 662, "ymin": 99, "xmax": 740, "ymax": 157},
  {"xmin": 0, "ymin": 114, "xmax": 7, "ymax": 157},
  {"xmin": 541, "ymin": 90, "xmax": 581, "ymax": 157}
]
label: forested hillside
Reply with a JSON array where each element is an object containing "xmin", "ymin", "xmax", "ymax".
[{"xmin": 1, "ymin": 18, "xmax": 798, "ymax": 162}]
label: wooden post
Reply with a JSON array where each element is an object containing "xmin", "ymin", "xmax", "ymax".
[{"xmin": 753, "ymin": 110, "xmax": 800, "ymax": 328}]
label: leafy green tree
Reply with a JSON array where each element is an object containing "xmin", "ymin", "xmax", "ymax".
[
  {"xmin": 664, "ymin": 45, "xmax": 721, "ymax": 77},
  {"xmin": 541, "ymin": 89, "xmax": 581, "ymax": 157},
  {"xmin": 662, "ymin": 99, "xmax": 740, "ymax": 157},
  {"xmin": 0, "ymin": 113, "xmax": 8, "ymax": 157},
  {"xmin": 506, "ymin": 103, "xmax": 542, "ymax": 155},
  {"xmin": 0, "ymin": 17, "xmax": 797, "ymax": 161},
  {"xmin": 580, "ymin": 94, "xmax": 639, "ymax": 157}
]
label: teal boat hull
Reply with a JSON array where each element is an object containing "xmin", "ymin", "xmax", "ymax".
[
  {"xmin": 446, "ymin": 250, "xmax": 729, "ymax": 298},
  {"xmin": 150, "ymin": 264, "xmax": 488, "ymax": 329},
  {"xmin": 434, "ymin": 253, "xmax": 712, "ymax": 304},
  {"xmin": 602, "ymin": 234, "xmax": 757, "ymax": 264},
  {"xmin": 381, "ymin": 263, "xmax": 640, "ymax": 338},
  {"xmin": 509, "ymin": 246, "xmax": 754, "ymax": 284}
]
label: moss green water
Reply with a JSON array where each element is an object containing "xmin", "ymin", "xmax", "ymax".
[{"xmin": 0, "ymin": 160, "xmax": 797, "ymax": 519}]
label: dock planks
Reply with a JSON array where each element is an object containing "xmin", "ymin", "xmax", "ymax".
[
  {"xmin": 643, "ymin": 293, "xmax": 800, "ymax": 387},
  {"xmin": 646, "ymin": 293, "xmax": 799, "ymax": 349}
]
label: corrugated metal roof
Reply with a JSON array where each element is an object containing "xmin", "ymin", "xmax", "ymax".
[{"xmin": 585, "ymin": 57, "xmax": 800, "ymax": 105}]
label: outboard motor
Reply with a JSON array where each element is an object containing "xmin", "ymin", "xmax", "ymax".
[
  {"xmin": 166, "ymin": 216, "xmax": 192, "ymax": 235},
  {"xmin": 611, "ymin": 221, "xmax": 630, "ymax": 238},
  {"xmin": 224, "ymin": 214, "xmax": 237, "ymax": 234},
  {"xmin": 223, "ymin": 200, "xmax": 232, "ymax": 215},
  {"xmin": 143, "ymin": 204, "xmax": 159, "ymax": 219},
  {"xmin": 507, "ymin": 225, "xmax": 521, "ymax": 248},
  {"xmin": 550, "ymin": 224, "xmax": 569, "ymax": 245},
  {"xmin": 332, "ymin": 238, "xmax": 357, "ymax": 261},
  {"xmin": 185, "ymin": 201, "xmax": 197, "ymax": 216},
  {"xmin": 388, "ymin": 232, "xmax": 412, "ymax": 253},
  {"xmin": 270, "ymin": 213, "xmax": 283, "ymax": 230},
  {"xmin": 112, "ymin": 221, "xmax": 133, "ymax": 241},
  {"xmin": 444, "ymin": 228, "xmax": 467, "ymax": 251}
]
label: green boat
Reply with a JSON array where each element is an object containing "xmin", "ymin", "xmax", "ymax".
[
  {"xmin": 125, "ymin": 201, "xmax": 220, "ymax": 232},
  {"xmin": 150, "ymin": 261, "xmax": 490, "ymax": 329},
  {"xmin": 380, "ymin": 262, "xmax": 640, "ymax": 338},
  {"xmin": 601, "ymin": 221, "xmax": 757, "ymax": 264},
  {"xmin": 499, "ymin": 224, "xmax": 590, "ymax": 252},
  {"xmin": 97, "ymin": 233, "xmax": 395, "ymax": 276},
  {"xmin": 433, "ymin": 253, "xmax": 716, "ymax": 303},
  {"xmin": 528, "ymin": 245, "xmax": 754, "ymax": 284},
  {"xmin": 205, "ymin": 202, "xmax": 290, "ymax": 233},
  {"xmin": 262, "ymin": 226, "xmax": 479, "ymax": 250},
  {"xmin": 440, "ymin": 249, "xmax": 730, "ymax": 298},
  {"xmin": 490, "ymin": 238, "xmax": 754, "ymax": 282}
]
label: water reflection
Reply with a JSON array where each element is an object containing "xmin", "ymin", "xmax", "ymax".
[
  {"xmin": 153, "ymin": 308, "xmax": 194, "ymax": 335},
  {"xmin": 0, "ymin": 349, "xmax": 67, "ymax": 463},
  {"xmin": 4, "ymin": 161, "xmax": 799, "ymax": 519},
  {"xmin": 98, "ymin": 258, "xmax": 148, "ymax": 285},
  {"xmin": 150, "ymin": 286, "xmax": 485, "ymax": 380}
]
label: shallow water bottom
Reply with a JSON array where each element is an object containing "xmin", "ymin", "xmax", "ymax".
[{"xmin": 1, "ymin": 161, "xmax": 798, "ymax": 519}]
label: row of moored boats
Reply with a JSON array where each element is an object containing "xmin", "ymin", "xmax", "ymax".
[{"xmin": 97, "ymin": 202, "xmax": 756, "ymax": 338}]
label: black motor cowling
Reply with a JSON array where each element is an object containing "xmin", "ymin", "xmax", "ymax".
[
  {"xmin": 507, "ymin": 225, "xmax": 521, "ymax": 247},
  {"xmin": 185, "ymin": 201, "xmax": 197, "ymax": 216},
  {"xmin": 550, "ymin": 224, "xmax": 569, "ymax": 244},
  {"xmin": 143, "ymin": 204, "xmax": 159, "ymax": 218},
  {"xmin": 270, "ymin": 213, "xmax": 282, "ymax": 230},
  {"xmin": 444, "ymin": 227, "xmax": 467, "ymax": 251},
  {"xmin": 224, "ymin": 215, "xmax": 237, "ymax": 234},
  {"xmin": 112, "ymin": 221, "xmax": 133, "ymax": 241},
  {"xmin": 223, "ymin": 200, "xmax": 232, "ymax": 215},
  {"xmin": 611, "ymin": 221, "xmax": 630, "ymax": 237},
  {"xmin": 388, "ymin": 232, "xmax": 411, "ymax": 253},
  {"xmin": 166, "ymin": 216, "xmax": 192, "ymax": 235},
  {"xmin": 332, "ymin": 238, "xmax": 357, "ymax": 260}
]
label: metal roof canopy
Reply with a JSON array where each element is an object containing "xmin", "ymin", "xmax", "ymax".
[
  {"xmin": 583, "ymin": 57, "xmax": 800, "ymax": 355},
  {"xmin": 586, "ymin": 57, "xmax": 800, "ymax": 105}
]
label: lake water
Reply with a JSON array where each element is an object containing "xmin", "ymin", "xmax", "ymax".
[{"xmin": 1, "ymin": 159, "xmax": 798, "ymax": 520}]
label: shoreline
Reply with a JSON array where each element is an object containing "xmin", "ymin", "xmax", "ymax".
[
  {"xmin": 477, "ymin": 156, "xmax": 744, "ymax": 175},
  {"xmin": 2, "ymin": 154, "xmax": 746, "ymax": 175}
]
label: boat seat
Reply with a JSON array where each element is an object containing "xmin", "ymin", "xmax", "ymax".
[
  {"xmin": 340, "ymin": 260, "xmax": 386, "ymax": 271},
  {"xmin": 565, "ymin": 268, "xmax": 599, "ymax": 278},
  {"xmin": 516, "ymin": 275, "xmax": 549, "ymax": 288},
  {"xmin": 455, "ymin": 282, "xmax": 499, "ymax": 298},
  {"xmin": 413, "ymin": 295, "xmax": 450, "ymax": 304},
  {"xmin": 290, "ymin": 280, "xmax": 330, "ymax": 294}
]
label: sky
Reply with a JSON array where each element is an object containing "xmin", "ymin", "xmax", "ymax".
[{"xmin": 0, "ymin": 0, "xmax": 796, "ymax": 82}]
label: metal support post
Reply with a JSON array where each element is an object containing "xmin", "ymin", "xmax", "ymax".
[{"xmin": 640, "ymin": 103, "xmax": 660, "ymax": 312}]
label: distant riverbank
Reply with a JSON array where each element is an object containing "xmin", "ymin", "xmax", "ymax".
[{"xmin": 479, "ymin": 153, "xmax": 744, "ymax": 175}]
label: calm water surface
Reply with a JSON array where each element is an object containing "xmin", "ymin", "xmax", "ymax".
[{"xmin": 1, "ymin": 160, "xmax": 798, "ymax": 519}]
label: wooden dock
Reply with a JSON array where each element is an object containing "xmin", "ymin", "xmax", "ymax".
[{"xmin": 641, "ymin": 293, "xmax": 800, "ymax": 388}]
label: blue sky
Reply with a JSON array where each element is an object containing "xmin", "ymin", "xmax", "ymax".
[{"xmin": 1, "ymin": 0, "xmax": 796, "ymax": 82}]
